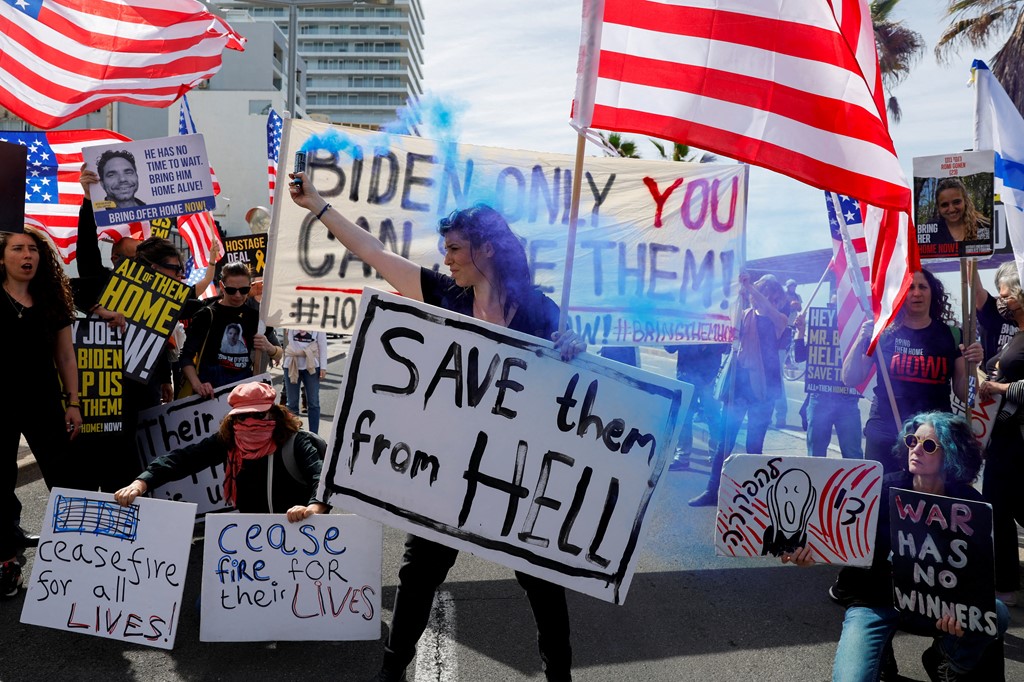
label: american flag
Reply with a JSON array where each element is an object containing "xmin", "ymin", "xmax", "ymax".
[
  {"xmin": 183, "ymin": 254, "xmax": 216, "ymax": 299},
  {"xmin": 825, "ymin": 192, "xmax": 873, "ymax": 394},
  {"xmin": 1, "ymin": 129, "xmax": 147, "ymax": 263},
  {"xmin": 175, "ymin": 95, "xmax": 223, "ymax": 268},
  {"xmin": 572, "ymin": 0, "xmax": 917, "ymax": 348},
  {"xmin": 0, "ymin": 0, "xmax": 245, "ymax": 130},
  {"xmin": 267, "ymin": 108, "xmax": 283, "ymax": 205}
]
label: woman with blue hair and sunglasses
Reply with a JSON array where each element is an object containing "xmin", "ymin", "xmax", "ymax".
[
  {"xmin": 290, "ymin": 173, "xmax": 586, "ymax": 682},
  {"xmin": 781, "ymin": 411, "xmax": 1008, "ymax": 681}
]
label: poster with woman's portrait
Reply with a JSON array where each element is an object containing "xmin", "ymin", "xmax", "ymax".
[{"xmin": 913, "ymin": 151, "xmax": 994, "ymax": 259}]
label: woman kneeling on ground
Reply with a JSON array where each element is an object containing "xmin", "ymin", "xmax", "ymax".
[
  {"xmin": 782, "ymin": 411, "xmax": 1008, "ymax": 682},
  {"xmin": 114, "ymin": 382, "xmax": 329, "ymax": 521}
]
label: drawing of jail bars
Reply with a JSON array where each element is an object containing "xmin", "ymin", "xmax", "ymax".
[{"xmin": 52, "ymin": 495, "xmax": 139, "ymax": 541}]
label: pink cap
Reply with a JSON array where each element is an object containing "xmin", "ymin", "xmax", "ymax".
[{"xmin": 227, "ymin": 382, "xmax": 276, "ymax": 415}]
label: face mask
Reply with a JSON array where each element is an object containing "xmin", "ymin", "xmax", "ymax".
[{"xmin": 997, "ymin": 297, "xmax": 1017, "ymax": 321}]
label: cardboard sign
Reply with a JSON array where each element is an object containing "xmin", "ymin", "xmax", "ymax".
[
  {"xmin": 84, "ymin": 134, "xmax": 215, "ymax": 227},
  {"xmin": 135, "ymin": 374, "xmax": 271, "ymax": 515},
  {"xmin": 803, "ymin": 305, "xmax": 860, "ymax": 397},
  {"xmin": 716, "ymin": 455, "xmax": 882, "ymax": 565},
  {"xmin": 0, "ymin": 139, "xmax": 26, "ymax": 233},
  {"xmin": 149, "ymin": 216, "xmax": 175, "ymax": 240},
  {"xmin": 96, "ymin": 258, "xmax": 192, "ymax": 383},
  {"xmin": 200, "ymin": 513, "xmax": 382, "ymax": 642},
  {"xmin": 889, "ymin": 488, "xmax": 997, "ymax": 635},
  {"xmin": 264, "ymin": 119, "xmax": 746, "ymax": 344},
  {"xmin": 321, "ymin": 290, "xmax": 690, "ymax": 604},
  {"xmin": 21, "ymin": 488, "xmax": 196, "ymax": 650},
  {"xmin": 220, "ymin": 234, "xmax": 268, "ymax": 278},
  {"xmin": 73, "ymin": 317, "xmax": 125, "ymax": 434},
  {"xmin": 913, "ymin": 151, "xmax": 995, "ymax": 259}
]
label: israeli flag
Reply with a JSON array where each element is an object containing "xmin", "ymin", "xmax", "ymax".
[{"xmin": 974, "ymin": 59, "xmax": 1024, "ymax": 277}]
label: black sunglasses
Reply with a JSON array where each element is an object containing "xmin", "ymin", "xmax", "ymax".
[
  {"xmin": 223, "ymin": 286, "xmax": 252, "ymax": 296},
  {"xmin": 904, "ymin": 434, "xmax": 940, "ymax": 454},
  {"xmin": 142, "ymin": 258, "xmax": 184, "ymax": 275}
]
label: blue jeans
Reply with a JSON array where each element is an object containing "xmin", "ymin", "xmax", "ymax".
[
  {"xmin": 832, "ymin": 602, "xmax": 1009, "ymax": 681},
  {"xmin": 284, "ymin": 368, "xmax": 321, "ymax": 434},
  {"xmin": 806, "ymin": 394, "xmax": 863, "ymax": 459}
]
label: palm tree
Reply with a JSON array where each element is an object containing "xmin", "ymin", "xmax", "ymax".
[
  {"xmin": 871, "ymin": 0, "xmax": 925, "ymax": 122},
  {"xmin": 935, "ymin": 0, "xmax": 1024, "ymax": 116},
  {"xmin": 649, "ymin": 139, "xmax": 717, "ymax": 163},
  {"xmin": 598, "ymin": 132, "xmax": 641, "ymax": 158}
]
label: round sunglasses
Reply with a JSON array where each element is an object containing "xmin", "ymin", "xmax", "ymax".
[{"xmin": 904, "ymin": 434, "xmax": 940, "ymax": 454}]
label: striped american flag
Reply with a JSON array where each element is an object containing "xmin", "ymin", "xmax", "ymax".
[
  {"xmin": 267, "ymin": 108, "xmax": 283, "ymax": 205},
  {"xmin": 0, "ymin": 0, "xmax": 244, "ymax": 130},
  {"xmin": 175, "ymin": 95, "xmax": 223, "ymax": 269},
  {"xmin": 571, "ymin": 0, "xmax": 918, "ymax": 348},
  {"xmin": 825, "ymin": 192, "xmax": 873, "ymax": 394},
  {"xmin": 1, "ymin": 129, "xmax": 147, "ymax": 263}
]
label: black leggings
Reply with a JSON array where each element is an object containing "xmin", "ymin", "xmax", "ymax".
[{"xmin": 382, "ymin": 534, "xmax": 573, "ymax": 680}]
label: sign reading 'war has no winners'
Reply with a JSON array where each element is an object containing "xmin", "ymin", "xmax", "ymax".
[{"xmin": 322, "ymin": 290, "xmax": 691, "ymax": 604}]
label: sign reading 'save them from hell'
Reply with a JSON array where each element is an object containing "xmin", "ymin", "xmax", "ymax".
[
  {"xmin": 21, "ymin": 489, "xmax": 196, "ymax": 650},
  {"xmin": 200, "ymin": 513, "xmax": 382, "ymax": 642},
  {"xmin": 321, "ymin": 290, "xmax": 691, "ymax": 604},
  {"xmin": 263, "ymin": 119, "xmax": 747, "ymax": 346},
  {"xmin": 716, "ymin": 455, "xmax": 882, "ymax": 566},
  {"xmin": 135, "ymin": 375, "xmax": 271, "ymax": 515},
  {"xmin": 97, "ymin": 258, "xmax": 192, "ymax": 384}
]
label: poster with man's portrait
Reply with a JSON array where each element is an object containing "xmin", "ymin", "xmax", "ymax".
[
  {"xmin": 913, "ymin": 151, "xmax": 995, "ymax": 259},
  {"xmin": 83, "ymin": 134, "xmax": 215, "ymax": 228}
]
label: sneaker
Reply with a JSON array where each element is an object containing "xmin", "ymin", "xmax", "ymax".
[
  {"xmin": 668, "ymin": 452, "xmax": 690, "ymax": 472},
  {"xmin": 922, "ymin": 641, "xmax": 964, "ymax": 682},
  {"xmin": 688, "ymin": 489, "xmax": 718, "ymax": 507},
  {"xmin": 995, "ymin": 590, "xmax": 1018, "ymax": 607},
  {"xmin": 0, "ymin": 559, "xmax": 23, "ymax": 598},
  {"xmin": 828, "ymin": 579, "xmax": 855, "ymax": 607}
]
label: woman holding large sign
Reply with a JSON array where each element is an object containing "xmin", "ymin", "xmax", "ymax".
[
  {"xmin": 289, "ymin": 172, "xmax": 586, "ymax": 681},
  {"xmin": 0, "ymin": 227, "xmax": 81, "ymax": 598},
  {"xmin": 782, "ymin": 412, "xmax": 1008, "ymax": 681}
]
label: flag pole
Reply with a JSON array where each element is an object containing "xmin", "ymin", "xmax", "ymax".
[
  {"xmin": 798, "ymin": 261, "xmax": 832, "ymax": 319},
  {"xmin": 831, "ymin": 193, "xmax": 902, "ymax": 429},
  {"xmin": 558, "ymin": 132, "xmax": 587, "ymax": 334}
]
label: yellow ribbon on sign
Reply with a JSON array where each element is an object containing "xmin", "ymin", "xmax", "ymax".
[{"xmin": 255, "ymin": 249, "xmax": 265, "ymax": 274}]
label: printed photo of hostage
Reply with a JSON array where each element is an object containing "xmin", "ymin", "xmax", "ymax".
[
  {"xmin": 779, "ymin": 412, "xmax": 1009, "ymax": 681},
  {"xmin": 83, "ymin": 133, "xmax": 216, "ymax": 228},
  {"xmin": 913, "ymin": 151, "xmax": 995, "ymax": 259},
  {"xmin": 94, "ymin": 149, "xmax": 145, "ymax": 210}
]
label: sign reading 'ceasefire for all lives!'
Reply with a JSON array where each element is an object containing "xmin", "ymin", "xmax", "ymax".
[{"xmin": 321, "ymin": 290, "xmax": 691, "ymax": 604}]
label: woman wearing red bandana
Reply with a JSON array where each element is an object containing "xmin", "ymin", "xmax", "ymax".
[{"xmin": 113, "ymin": 382, "xmax": 328, "ymax": 521}]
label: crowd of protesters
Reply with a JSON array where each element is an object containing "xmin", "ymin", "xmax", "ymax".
[{"xmin": 4, "ymin": 166, "xmax": 1020, "ymax": 680}]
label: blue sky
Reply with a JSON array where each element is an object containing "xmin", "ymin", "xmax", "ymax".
[{"xmin": 421, "ymin": 1, "xmax": 988, "ymax": 262}]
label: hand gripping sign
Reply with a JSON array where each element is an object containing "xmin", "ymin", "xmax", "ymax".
[{"xmin": 320, "ymin": 290, "xmax": 690, "ymax": 604}]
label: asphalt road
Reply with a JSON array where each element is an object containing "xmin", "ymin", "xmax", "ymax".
[{"xmin": 5, "ymin": 344, "xmax": 1023, "ymax": 681}]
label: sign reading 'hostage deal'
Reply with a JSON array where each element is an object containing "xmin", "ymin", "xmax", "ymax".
[{"xmin": 321, "ymin": 290, "xmax": 690, "ymax": 604}]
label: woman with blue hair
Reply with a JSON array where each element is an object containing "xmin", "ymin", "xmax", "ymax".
[
  {"xmin": 289, "ymin": 172, "xmax": 586, "ymax": 682},
  {"xmin": 781, "ymin": 411, "xmax": 1008, "ymax": 681}
]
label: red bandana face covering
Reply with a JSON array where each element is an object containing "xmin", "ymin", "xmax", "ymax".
[{"xmin": 224, "ymin": 419, "xmax": 277, "ymax": 506}]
